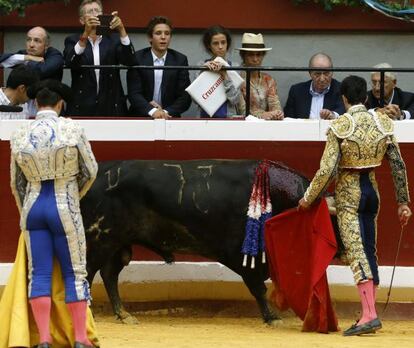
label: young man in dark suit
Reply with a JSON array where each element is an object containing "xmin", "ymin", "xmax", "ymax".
[
  {"xmin": 284, "ymin": 53, "xmax": 345, "ymax": 119},
  {"xmin": 367, "ymin": 63, "xmax": 414, "ymax": 120},
  {"xmin": 127, "ymin": 16, "xmax": 191, "ymax": 118},
  {"xmin": 63, "ymin": 0, "xmax": 135, "ymax": 116}
]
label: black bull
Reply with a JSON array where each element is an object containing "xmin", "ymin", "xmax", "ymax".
[{"xmin": 81, "ymin": 159, "xmax": 311, "ymax": 324}]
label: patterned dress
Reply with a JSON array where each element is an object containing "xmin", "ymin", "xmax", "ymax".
[
  {"xmin": 304, "ymin": 104, "xmax": 410, "ymax": 285},
  {"xmin": 238, "ymin": 72, "xmax": 282, "ymax": 119}
]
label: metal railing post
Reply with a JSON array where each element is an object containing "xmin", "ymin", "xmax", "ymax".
[
  {"xmin": 380, "ymin": 70, "xmax": 385, "ymax": 108},
  {"xmin": 245, "ymin": 69, "xmax": 251, "ymax": 117}
]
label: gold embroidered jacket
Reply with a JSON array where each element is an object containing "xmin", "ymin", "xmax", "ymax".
[{"xmin": 304, "ymin": 105, "xmax": 410, "ymax": 205}]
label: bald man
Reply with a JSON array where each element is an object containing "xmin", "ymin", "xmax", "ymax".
[
  {"xmin": 0, "ymin": 26, "xmax": 64, "ymax": 81},
  {"xmin": 284, "ymin": 52, "xmax": 345, "ymax": 119}
]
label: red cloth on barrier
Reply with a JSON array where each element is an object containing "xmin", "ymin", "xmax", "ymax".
[{"xmin": 265, "ymin": 199, "xmax": 339, "ymax": 333}]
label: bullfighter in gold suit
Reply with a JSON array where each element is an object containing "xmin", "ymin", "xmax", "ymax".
[{"xmin": 298, "ymin": 75, "xmax": 411, "ymax": 336}]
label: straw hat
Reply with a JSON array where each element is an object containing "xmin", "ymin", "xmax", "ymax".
[{"xmin": 236, "ymin": 33, "xmax": 272, "ymax": 52}]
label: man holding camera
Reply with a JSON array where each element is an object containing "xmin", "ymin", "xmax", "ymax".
[{"xmin": 63, "ymin": 0, "xmax": 135, "ymax": 116}]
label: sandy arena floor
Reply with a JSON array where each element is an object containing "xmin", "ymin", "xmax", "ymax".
[{"xmin": 94, "ymin": 311, "xmax": 414, "ymax": 348}]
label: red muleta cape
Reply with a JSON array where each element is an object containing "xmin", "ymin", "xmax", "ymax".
[{"xmin": 265, "ymin": 199, "xmax": 339, "ymax": 333}]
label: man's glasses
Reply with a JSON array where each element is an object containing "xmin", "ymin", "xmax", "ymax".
[
  {"xmin": 371, "ymin": 80, "xmax": 391, "ymax": 87},
  {"xmin": 84, "ymin": 8, "xmax": 103, "ymax": 15}
]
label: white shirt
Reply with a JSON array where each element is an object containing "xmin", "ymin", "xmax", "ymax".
[
  {"xmin": 148, "ymin": 50, "xmax": 167, "ymax": 117},
  {"xmin": 0, "ymin": 54, "xmax": 26, "ymax": 68},
  {"xmin": 74, "ymin": 35, "xmax": 131, "ymax": 93},
  {"xmin": 0, "ymin": 88, "xmax": 30, "ymax": 120},
  {"xmin": 309, "ymin": 83, "xmax": 338, "ymax": 120}
]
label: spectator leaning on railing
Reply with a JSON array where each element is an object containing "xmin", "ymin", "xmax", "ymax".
[
  {"xmin": 127, "ymin": 16, "xmax": 191, "ymax": 118},
  {"xmin": 63, "ymin": 0, "xmax": 135, "ymax": 117},
  {"xmin": 367, "ymin": 63, "xmax": 414, "ymax": 121},
  {"xmin": 197, "ymin": 25, "xmax": 242, "ymax": 118},
  {"xmin": 284, "ymin": 52, "xmax": 345, "ymax": 119},
  {"xmin": 0, "ymin": 26, "xmax": 64, "ymax": 82}
]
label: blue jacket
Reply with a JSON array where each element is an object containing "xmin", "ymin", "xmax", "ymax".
[
  {"xmin": 0, "ymin": 47, "xmax": 64, "ymax": 81},
  {"xmin": 284, "ymin": 79, "xmax": 345, "ymax": 119}
]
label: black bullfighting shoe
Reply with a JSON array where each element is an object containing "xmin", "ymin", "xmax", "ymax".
[
  {"xmin": 74, "ymin": 342, "xmax": 94, "ymax": 348},
  {"xmin": 343, "ymin": 318, "xmax": 382, "ymax": 336},
  {"xmin": 36, "ymin": 343, "xmax": 52, "ymax": 348}
]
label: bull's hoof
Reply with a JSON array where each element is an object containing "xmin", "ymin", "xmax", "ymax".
[
  {"xmin": 263, "ymin": 310, "xmax": 282, "ymax": 325},
  {"xmin": 266, "ymin": 318, "xmax": 283, "ymax": 327},
  {"xmin": 117, "ymin": 313, "xmax": 139, "ymax": 325}
]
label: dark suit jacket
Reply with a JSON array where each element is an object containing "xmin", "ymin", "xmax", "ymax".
[
  {"xmin": 366, "ymin": 87, "xmax": 414, "ymax": 119},
  {"xmin": 127, "ymin": 47, "xmax": 191, "ymax": 117},
  {"xmin": 0, "ymin": 47, "xmax": 64, "ymax": 81},
  {"xmin": 63, "ymin": 33, "xmax": 135, "ymax": 116},
  {"xmin": 284, "ymin": 79, "xmax": 345, "ymax": 119}
]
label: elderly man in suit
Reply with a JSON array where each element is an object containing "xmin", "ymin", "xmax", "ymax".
[
  {"xmin": 127, "ymin": 16, "xmax": 191, "ymax": 118},
  {"xmin": 63, "ymin": 0, "xmax": 135, "ymax": 116},
  {"xmin": 284, "ymin": 52, "xmax": 345, "ymax": 119},
  {"xmin": 0, "ymin": 26, "xmax": 64, "ymax": 81},
  {"xmin": 367, "ymin": 63, "xmax": 414, "ymax": 120}
]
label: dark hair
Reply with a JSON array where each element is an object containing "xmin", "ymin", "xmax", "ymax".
[
  {"xmin": 36, "ymin": 87, "xmax": 62, "ymax": 107},
  {"xmin": 27, "ymin": 79, "xmax": 73, "ymax": 104},
  {"xmin": 146, "ymin": 16, "xmax": 172, "ymax": 37},
  {"xmin": 202, "ymin": 25, "xmax": 232, "ymax": 54},
  {"xmin": 340, "ymin": 75, "xmax": 367, "ymax": 105},
  {"xmin": 6, "ymin": 65, "xmax": 39, "ymax": 89}
]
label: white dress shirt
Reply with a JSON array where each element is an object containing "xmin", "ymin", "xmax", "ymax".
[
  {"xmin": 74, "ymin": 35, "xmax": 131, "ymax": 93},
  {"xmin": 148, "ymin": 50, "xmax": 167, "ymax": 117},
  {"xmin": 0, "ymin": 54, "xmax": 26, "ymax": 68},
  {"xmin": 0, "ymin": 88, "xmax": 30, "ymax": 120},
  {"xmin": 309, "ymin": 83, "xmax": 338, "ymax": 119}
]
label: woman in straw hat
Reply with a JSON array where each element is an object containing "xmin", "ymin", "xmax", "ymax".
[
  {"xmin": 237, "ymin": 33, "xmax": 284, "ymax": 120},
  {"xmin": 198, "ymin": 25, "xmax": 242, "ymax": 118}
]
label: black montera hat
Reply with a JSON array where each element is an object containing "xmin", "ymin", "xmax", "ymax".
[{"xmin": 27, "ymin": 79, "xmax": 73, "ymax": 103}]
